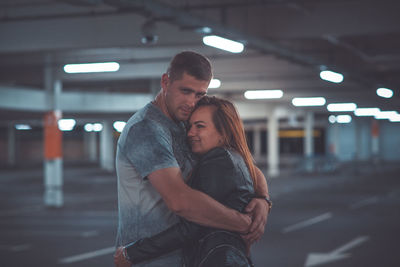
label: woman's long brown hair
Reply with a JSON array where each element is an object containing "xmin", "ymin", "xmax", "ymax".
[{"xmin": 194, "ymin": 96, "xmax": 257, "ymax": 189}]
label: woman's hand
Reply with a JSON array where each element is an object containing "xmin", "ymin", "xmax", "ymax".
[{"xmin": 114, "ymin": 246, "xmax": 131, "ymax": 267}]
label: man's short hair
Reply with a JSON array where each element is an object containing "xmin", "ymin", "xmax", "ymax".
[{"xmin": 167, "ymin": 51, "xmax": 213, "ymax": 82}]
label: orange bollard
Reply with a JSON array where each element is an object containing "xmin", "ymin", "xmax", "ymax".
[{"xmin": 44, "ymin": 111, "xmax": 62, "ymax": 160}]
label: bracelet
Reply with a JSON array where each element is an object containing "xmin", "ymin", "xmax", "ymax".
[
  {"xmin": 122, "ymin": 246, "xmax": 131, "ymax": 262},
  {"xmin": 257, "ymin": 196, "xmax": 272, "ymax": 213}
]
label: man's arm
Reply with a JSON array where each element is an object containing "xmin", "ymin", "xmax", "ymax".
[
  {"xmin": 242, "ymin": 166, "xmax": 270, "ymax": 244},
  {"xmin": 254, "ymin": 167, "xmax": 270, "ymax": 198},
  {"xmin": 148, "ymin": 167, "xmax": 251, "ymax": 233}
]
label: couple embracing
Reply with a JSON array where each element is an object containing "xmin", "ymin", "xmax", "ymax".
[{"xmin": 114, "ymin": 51, "xmax": 271, "ymax": 267}]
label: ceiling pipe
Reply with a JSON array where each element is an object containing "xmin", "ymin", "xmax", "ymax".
[
  {"xmin": 103, "ymin": 0, "xmax": 322, "ymax": 67},
  {"xmin": 103, "ymin": 0, "xmax": 381, "ymax": 88}
]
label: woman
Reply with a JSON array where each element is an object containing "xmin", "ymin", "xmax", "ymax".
[{"xmin": 115, "ymin": 96, "xmax": 263, "ymax": 267}]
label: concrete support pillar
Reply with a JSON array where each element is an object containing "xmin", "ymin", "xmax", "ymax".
[
  {"xmin": 84, "ymin": 131, "xmax": 98, "ymax": 163},
  {"xmin": 355, "ymin": 119, "xmax": 370, "ymax": 161},
  {"xmin": 328, "ymin": 122, "xmax": 340, "ymax": 157},
  {"xmin": 304, "ymin": 111, "xmax": 314, "ymax": 172},
  {"xmin": 371, "ymin": 119, "xmax": 380, "ymax": 163},
  {"xmin": 100, "ymin": 120, "xmax": 114, "ymax": 171},
  {"xmin": 43, "ymin": 55, "xmax": 63, "ymax": 208},
  {"xmin": 253, "ymin": 125, "xmax": 262, "ymax": 162},
  {"xmin": 7, "ymin": 123, "xmax": 16, "ymax": 166},
  {"xmin": 44, "ymin": 158, "xmax": 63, "ymax": 207},
  {"xmin": 267, "ymin": 111, "xmax": 279, "ymax": 178},
  {"xmin": 150, "ymin": 78, "xmax": 161, "ymax": 97},
  {"xmin": 355, "ymin": 119, "xmax": 361, "ymax": 164}
]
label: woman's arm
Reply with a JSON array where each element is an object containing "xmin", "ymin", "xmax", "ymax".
[{"xmin": 122, "ymin": 219, "xmax": 202, "ymax": 264}]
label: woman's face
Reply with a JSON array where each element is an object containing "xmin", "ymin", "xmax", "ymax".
[{"xmin": 188, "ymin": 106, "xmax": 224, "ymax": 155}]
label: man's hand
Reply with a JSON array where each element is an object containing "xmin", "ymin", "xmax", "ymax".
[
  {"xmin": 241, "ymin": 198, "xmax": 269, "ymax": 244},
  {"xmin": 114, "ymin": 247, "xmax": 131, "ymax": 267}
]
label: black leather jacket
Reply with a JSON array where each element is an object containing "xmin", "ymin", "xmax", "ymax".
[{"xmin": 125, "ymin": 147, "xmax": 255, "ymax": 266}]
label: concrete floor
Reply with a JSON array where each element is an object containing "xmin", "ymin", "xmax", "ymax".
[{"xmin": 0, "ymin": 163, "xmax": 399, "ymax": 267}]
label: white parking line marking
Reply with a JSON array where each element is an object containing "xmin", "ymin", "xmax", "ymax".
[
  {"xmin": 304, "ymin": 236, "xmax": 370, "ymax": 267},
  {"xmin": 349, "ymin": 196, "xmax": 378, "ymax": 210},
  {"xmin": 282, "ymin": 212, "xmax": 332, "ymax": 234},
  {"xmin": 10, "ymin": 244, "xmax": 31, "ymax": 252},
  {"xmin": 59, "ymin": 246, "xmax": 115, "ymax": 264},
  {"xmin": 81, "ymin": 230, "xmax": 99, "ymax": 238},
  {"xmin": 387, "ymin": 190, "xmax": 400, "ymax": 199},
  {"xmin": 0, "ymin": 206, "xmax": 42, "ymax": 217}
]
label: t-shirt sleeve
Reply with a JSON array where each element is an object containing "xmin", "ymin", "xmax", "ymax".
[{"xmin": 121, "ymin": 120, "xmax": 179, "ymax": 179}]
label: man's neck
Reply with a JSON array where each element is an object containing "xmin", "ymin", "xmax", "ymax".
[{"xmin": 153, "ymin": 92, "xmax": 176, "ymax": 123}]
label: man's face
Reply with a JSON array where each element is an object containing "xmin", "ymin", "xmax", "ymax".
[{"xmin": 162, "ymin": 72, "xmax": 209, "ymax": 122}]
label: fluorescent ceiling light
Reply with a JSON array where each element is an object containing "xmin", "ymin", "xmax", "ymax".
[
  {"xmin": 113, "ymin": 121, "xmax": 126, "ymax": 133},
  {"xmin": 64, "ymin": 62, "xmax": 120, "ymax": 73},
  {"xmin": 354, "ymin": 108, "xmax": 381, "ymax": 117},
  {"xmin": 320, "ymin": 70, "xmax": 344, "ymax": 83},
  {"xmin": 15, "ymin": 124, "xmax": 32, "ymax": 130},
  {"xmin": 376, "ymin": 87, "xmax": 393, "ymax": 99},
  {"xmin": 203, "ymin": 35, "xmax": 244, "ymax": 53},
  {"xmin": 336, "ymin": 115, "xmax": 352, "ymax": 124},
  {"xmin": 328, "ymin": 115, "xmax": 336, "ymax": 124},
  {"xmin": 244, "ymin": 90, "xmax": 283, "ymax": 99},
  {"xmin": 375, "ymin": 111, "xmax": 398, "ymax": 120},
  {"xmin": 92, "ymin": 123, "xmax": 103, "ymax": 132},
  {"xmin": 84, "ymin": 123, "xmax": 103, "ymax": 132},
  {"xmin": 292, "ymin": 97, "xmax": 326, "ymax": 107},
  {"xmin": 328, "ymin": 114, "xmax": 351, "ymax": 124},
  {"xmin": 389, "ymin": 114, "xmax": 400, "ymax": 122},
  {"xmin": 58, "ymin": 119, "xmax": 76, "ymax": 131},
  {"xmin": 197, "ymin": 27, "xmax": 212, "ymax": 34},
  {"xmin": 327, "ymin": 103, "xmax": 357, "ymax": 112},
  {"xmin": 208, "ymin": 79, "xmax": 221, "ymax": 89},
  {"xmin": 84, "ymin": 123, "xmax": 94, "ymax": 132}
]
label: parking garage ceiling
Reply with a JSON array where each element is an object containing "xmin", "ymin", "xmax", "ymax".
[{"xmin": 0, "ymin": 0, "xmax": 399, "ymax": 120}]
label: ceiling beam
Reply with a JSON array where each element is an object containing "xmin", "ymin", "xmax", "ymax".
[{"xmin": 0, "ymin": 86, "xmax": 151, "ymax": 112}]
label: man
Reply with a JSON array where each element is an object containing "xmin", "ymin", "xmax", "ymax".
[{"xmin": 115, "ymin": 51, "xmax": 270, "ymax": 266}]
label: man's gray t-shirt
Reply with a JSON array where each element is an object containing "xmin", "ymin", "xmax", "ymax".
[{"xmin": 115, "ymin": 102, "xmax": 194, "ymax": 266}]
